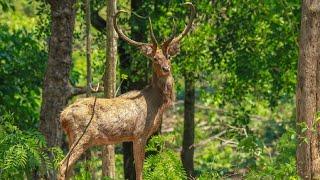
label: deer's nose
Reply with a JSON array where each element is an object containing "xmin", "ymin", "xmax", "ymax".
[{"xmin": 162, "ymin": 66, "xmax": 170, "ymax": 73}]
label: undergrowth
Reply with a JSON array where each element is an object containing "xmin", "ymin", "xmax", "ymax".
[
  {"xmin": 143, "ymin": 135, "xmax": 187, "ymax": 180},
  {"xmin": 0, "ymin": 113, "xmax": 63, "ymax": 179}
]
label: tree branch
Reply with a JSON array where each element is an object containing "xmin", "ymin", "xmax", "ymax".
[
  {"xmin": 90, "ymin": 6, "xmax": 106, "ymax": 33},
  {"xmin": 189, "ymin": 130, "xmax": 227, "ymax": 148},
  {"xmin": 70, "ymin": 85, "xmax": 104, "ymax": 97}
]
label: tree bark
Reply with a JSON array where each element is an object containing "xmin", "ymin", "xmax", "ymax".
[
  {"xmin": 296, "ymin": 1, "xmax": 320, "ymax": 179},
  {"xmin": 85, "ymin": 0, "xmax": 92, "ymax": 98},
  {"xmin": 102, "ymin": 0, "xmax": 117, "ymax": 178},
  {"xmin": 39, "ymin": 0, "xmax": 77, "ymax": 179},
  {"xmin": 181, "ymin": 75, "xmax": 195, "ymax": 178}
]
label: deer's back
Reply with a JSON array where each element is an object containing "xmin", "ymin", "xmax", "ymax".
[{"xmin": 60, "ymin": 94, "xmax": 149, "ymax": 144}]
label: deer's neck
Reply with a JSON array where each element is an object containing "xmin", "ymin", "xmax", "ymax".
[{"xmin": 150, "ymin": 72, "xmax": 175, "ymax": 109}]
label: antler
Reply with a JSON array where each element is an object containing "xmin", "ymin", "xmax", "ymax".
[
  {"xmin": 148, "ymin": 17, "xmax": 158, "ymax": 46},
  {"xmin": 161, "ymin": 3, "xmax": 195, "ymax": 57},
  {"xmin": 113, "ymin": 10, "xmax": 148, "ymax": 47},
  {"xmin": 113, "ymin": 10, "xmax": 158, "ymax": 49},
  {"xmin": 166, "ymin": 2, "xmax": 196, "ymax": 46},
  {"xmin": 162, "ymin": 19, "xmax": 177, "ymax": 56}
]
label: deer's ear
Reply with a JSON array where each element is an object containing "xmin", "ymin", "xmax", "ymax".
[
  {"xmin": 139, "ymin": 44, "xmax": 156, "ymax": 58},
  {"xmin": 167, "ymin": 42, "xmax": 180, "ymax": 57}
]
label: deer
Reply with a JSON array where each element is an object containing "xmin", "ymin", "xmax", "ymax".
[{"xmin": 57, "ymin": 3, "xmax": 195, "ymax": 180}]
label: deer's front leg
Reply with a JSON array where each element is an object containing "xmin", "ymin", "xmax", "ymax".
[{"xmin": 133, "ymin": 138, "xmax": 146, "ymax": 180}]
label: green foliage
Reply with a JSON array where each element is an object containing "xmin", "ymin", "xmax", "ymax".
[
  {"xmin": 0, "ymin": 0, "xmax": 303, "ymax": 179},
  {"xmin": 0, "ymin": 113, "xmax": 50, "ymax": 178},
  {"xmin": 195, "ymin": 142, "xmax": 234, "ymax": 177},
  {"xmin": 245, "ymin": 129, "xmax": 298, "ymax": 179},
  {"xmin": 34, "ymin": 0, "xmax": 51, "ymax": 45},
  {"xmin": 0, "ymin": 24, "xmax": 47, "ymax": 129},
  {"xmin": 186, "ymin": 97, "xmax": 297, "ymax": 178},
  {"xmin": 210, "ymin": 0, "xmax": 300, "ymax": 105},
  {"xmin": 73, "ymin": 155, "xmax": 99, "ymax": 180},
  {"xmin": 0, "ymin": 0, "xmax": 14, "ymax": 12},
  {"xmin": 144, "ymin": 135, "xmax": 187, "ymax": 180}
]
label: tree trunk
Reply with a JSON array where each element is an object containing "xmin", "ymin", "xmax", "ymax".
[
  {"xmin": 122, "ymin": 0, "xmax": 147, "ymax": 179},
  {"xmin": 102, "ymin": 0, "xmax": 117, "ymax": 178},
  {"xmin": 181, "ymin": 75, "xmax": 195, "ymax": 178},
  {"xmin": 84, "ymin": 0, "xmax": 97, "ymax": 179},
  {"xmin": 85, "ymin": 0, "xmax": 92, "ymax": 98},
  {"xmin": 296, "ymin": 1, "xmax": 320, "ymax": 179},
  {"xmin": 39, "ymin": 0, "xmax": 77, "ymax": 179}
]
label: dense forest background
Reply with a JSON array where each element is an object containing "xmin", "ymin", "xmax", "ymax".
[{"xmin": 0, "ymin": 0, "xmax": 302, "ymax": 179}]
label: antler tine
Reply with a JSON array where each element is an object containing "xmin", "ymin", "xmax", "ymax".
[
  {"xmin": 113, "ymin": 10, "xmax": 147, "ymax": 47},
  {"xmin": 148, "ymin": 17, "xmax": 158, "ymax": 47},
  {"xmin": 172, "ymin": 2, "xmax": 196, "ymax": 43},
  {"xmin": 162, "ymin": 18, "xmax": 177, "ymax": 55}
]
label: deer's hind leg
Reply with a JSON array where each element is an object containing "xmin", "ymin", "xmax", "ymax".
[
  {"xmin": 133, "ymin": 138, "xmax": 146, "ymax": 180},
  {"xmin": 58, "ymin": 136, "xmax": 91, "ymax": 180}
]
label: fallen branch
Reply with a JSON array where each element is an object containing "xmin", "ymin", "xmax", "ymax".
[
  {"xmin": 226, "ymin": 124, "xmax": 248, "ymax": 137},
  {"xmin": 216, "ymin": 137, "xmax": 238, "ymax": 146},
  {"xmin": 189, "ymin": 130, "xmax": 227, "ymax": 148}
]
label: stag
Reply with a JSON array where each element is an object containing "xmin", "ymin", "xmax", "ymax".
[{"xmin": 58, "ymin": 3, "xmax": 195, "ymax": 180}]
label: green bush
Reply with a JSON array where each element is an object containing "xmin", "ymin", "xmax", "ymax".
[
  {"xmin": 0, "ymin": 113, "xmax": 47, "ymax": 178},
  {"xmin": 0, "ymin": 24, "xmax": 47, "ymax": 129},
  {"xmin": 0, "ymin": 113, "xmax": 63, "ymax": 179},
  {"xmin": 245, "ymin": 129, "xmax": 298, "ymax": 179},
  {"xmin": 143, "ymin": 135, "xmax": 187, "ymax": 180}
]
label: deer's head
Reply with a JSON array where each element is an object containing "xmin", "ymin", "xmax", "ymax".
[{"xmin": 113, "ymin": 3, "xmax": 195, "ymax": 79}]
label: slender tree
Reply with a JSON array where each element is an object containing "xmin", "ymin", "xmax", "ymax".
[
  {"xmin": 296, "ymin": 1, "xmax": 320, "ymax": 179},
  {"xmin": 85, "ymin": 0, "xmax": 92, "ymax": 98},
  {"xmin": 86, "ymin": 2, "xmax": 138, "ymax": 178},
  {"xmin": 122, "ymin": 0, "xmax": 148, "ymax": 179},
  {"xmin": 84, "ymin": 0, "xmax": 97, "ymax": 178},
  {"xmin": 102, "ymin": 0, "xmax": 117, "ymax": 178},
  {"xmin": 181, "ymin": 74, "xmax": 195, "ymax": 178},
  {"xmin": 39, "ymin": 0, "xmax": 77, "ymax": 179}
]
